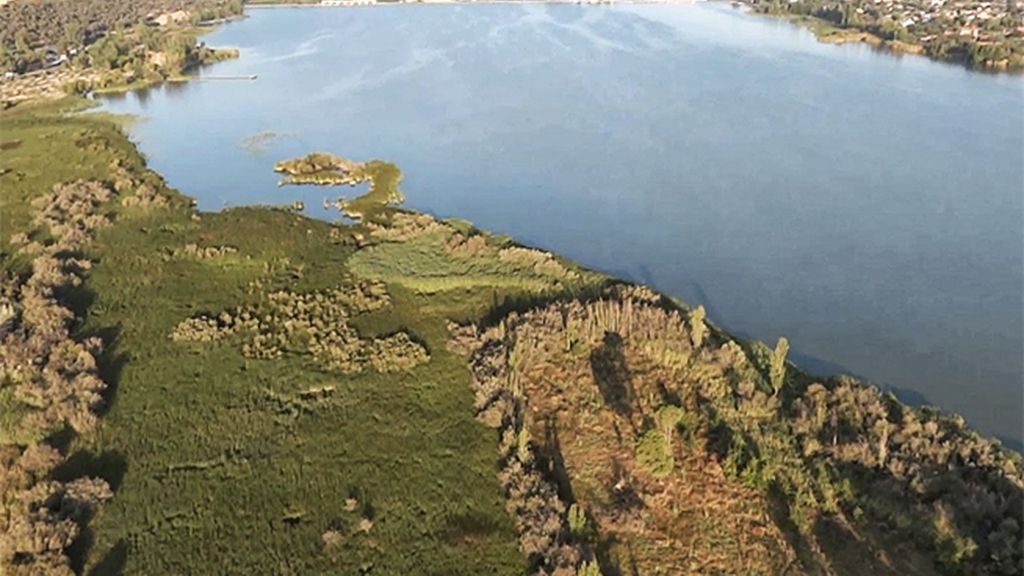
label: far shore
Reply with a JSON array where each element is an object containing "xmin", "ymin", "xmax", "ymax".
[{"xmin": 247, "ymin": 0, "xmax": 706, "ymax": 7}]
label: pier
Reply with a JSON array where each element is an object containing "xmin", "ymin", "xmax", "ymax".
[{"xmin": 196, "ymin": 74, "xmax": 258, "ymax": 81}]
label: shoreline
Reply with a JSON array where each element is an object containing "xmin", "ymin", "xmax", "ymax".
[
  {"xmin": 744, "ymin": 6, "xmax": 1022, "ymax": 73},
  {"xmin": 247, "ymin": 0, "xmax": 703, "ymax": 6},
  {"xmin": 242, "ymin": 0, "xmax": 1023, "ymax": 74}
]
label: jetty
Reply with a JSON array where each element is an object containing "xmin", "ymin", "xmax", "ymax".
[{"xmin": 197, "ymin": 74, "xmax": 258, "ymax": 81}]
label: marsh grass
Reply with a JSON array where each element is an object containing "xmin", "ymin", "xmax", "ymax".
[{"xmin": 348, "ymin": 213, "xmax": 596, "ymax": 295}]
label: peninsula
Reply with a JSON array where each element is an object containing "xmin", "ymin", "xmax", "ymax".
[{"xmin": 2, "ymin": 98, "xmax": 1020, "ymax": 575}]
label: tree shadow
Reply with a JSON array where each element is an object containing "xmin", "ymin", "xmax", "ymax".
[
  {"xmin": 441, "ymin": 510, "xmax": 506, "ymax": 545},
  {"xmin": 540, "ymin": 416, "xmax": 575, "ymax": 505},
  {"xmin": 58, "ymin": 264, "xmax": 99, "ymax": 320},
  {"xmin": 56, "ymin": 448, "xmax": 128, "ymax": 574},
  {"xmin": 82, "ymin": 324, "xmax": 129, "ymax": 416},
  {"xmin": 594, "ymin": 534, "xmax": 628, "ymax": 576},
  {"xmin": 594, "ymin": 460, "xmax": 644, "ymax": 576},
  {"xmin": 589, "ymin": 332, "xmax": 634, "ymax": 421},
  {"xmin": 52, "ymin": 449, "xmax": 128, "ymax": 492},
  {"xmin": 86, "ymin": 539, "xmax": 128, "ymax": 576},
  {"xmin": 766, "ymin": 486, "xmax": 828, "ymax": 576},
  {"xmin": 62, "ymin": 318, "xmax": 128, "ymax": 572},
  {"xmin": 608, "ymin": 458, "xmax": 645, "ymax": 510},
  {"xmin": 655, "ymin": 381, "xmax": 682, "ymax": 408},
  {"xmin": 480, "ymin": 282, "xmax": 612, "ymax": 328}
]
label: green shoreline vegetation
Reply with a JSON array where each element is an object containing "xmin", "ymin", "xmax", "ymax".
[
  {"xmin": 744, "ymin": 0, "xmax": 1024, "ymax": 71},
  {"xmin": 1, "ymin": 98, "xmax": 1021, "ymax": 575},
  {"xmin": 0, "ymin": 0, "xmax": 245, "ymax": 104}
]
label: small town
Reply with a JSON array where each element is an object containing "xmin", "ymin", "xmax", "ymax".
[
  {"xmin": 745, "ymin": 0, "xmax": 1023, "ymax": 67},
  {"xmin": 834, "ymin": 0, "xmax": 1023, "ymax": 41}
]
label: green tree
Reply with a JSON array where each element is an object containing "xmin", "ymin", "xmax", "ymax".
[
  {"xmin": 61, "ymin": 22, "xmax": 82, "ymax": 53},
  {"xmin": 14, "ymin": 29, "xmax": 30, "ymax": 55},
  {"xmin": 655, "ymin": 405, "xmax": 685, "ymax": 443},
  {"xmin": 0, "ymin": 43, "xmax": 11, "ymax": 71},
  {"xmin": 689, "ymin": 305, "xmax": 707, "ymax": 349},
  {"xmin": 567, "ymin": 503, "xmax": 588, "ymax": 539},
  {"xmin": 636, "ymin": 428, "xmax": 673, "ymax": 477},
  {"xmin": 770, "ymin": 337, "xmax": 789, "ymax": 397},
  {"xmin": 138, "ymin": 24, "xmax": 159, "ymax": 52}
]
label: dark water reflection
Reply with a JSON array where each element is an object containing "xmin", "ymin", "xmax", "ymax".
[{"xmin": 97, "ymin": 2, "xmax": 1024, "ymax": 447}]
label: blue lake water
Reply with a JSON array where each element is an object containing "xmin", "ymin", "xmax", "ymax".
[{"xmin": 97, "ymin": 2, "xmax": 1024, "ymax": 447}]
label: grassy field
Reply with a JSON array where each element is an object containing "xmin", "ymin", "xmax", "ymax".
[{"xmin": 0, "ymin": 99, "xmax": 579, "ymax": 574}]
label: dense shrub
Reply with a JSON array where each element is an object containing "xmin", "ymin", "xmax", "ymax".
[
  {"xmin": 0, "ymin": 181, "xmax": 116, "ymax": 575},
  {"xmin": 171, "ymin": 282, "xmax": 428, "ymax": 375},
  {"xmin": 455, "ymin": 316, "xmax": 597, "ymax": 575},
  {"xmin": 634, "ymin": 429, "xmax": 673, "ymax": 477},
  {"xmin": 452, "ymin": 290, "xmax": 1024, "ymax": 575},
  {"xmin": 0, "ymin": 0, "xmax": 243, "ymax": 73}
]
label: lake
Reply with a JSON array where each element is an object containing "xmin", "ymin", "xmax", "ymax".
[{"xmin": 97, "ymin": 2, "xmax": 1024, "ymax": 448}]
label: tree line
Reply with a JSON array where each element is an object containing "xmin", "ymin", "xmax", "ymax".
[
  {"xmin": 747, "ymin": 0, "xmax": 1024, "ymax": 70},
  {"xmin": 451, "ymin": 292, "xmax": 1023, "ymax": 575},
  {"xmin": 1, "ymin": 180, "xmax": 120, "ymax": 575},
  {"xmin": 0, "ymin": 0, "xmax": 243, "ymax": 73}
]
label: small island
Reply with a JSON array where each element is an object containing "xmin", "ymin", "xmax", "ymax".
[{"xmin": 274, "ymin": 152, "xmax": 404, "ymax": 219}]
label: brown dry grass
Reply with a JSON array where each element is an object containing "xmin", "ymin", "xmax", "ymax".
[{"xmin": 519, "ymin": 341, "xmax": 797, "ymax": 575}]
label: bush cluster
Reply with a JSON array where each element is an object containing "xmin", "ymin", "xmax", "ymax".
[
  {"xmin": 0, "ymin": 181, "xmax": 116, "ymax": 574},
  {"xmin": 444, "ymin": 232, "xmax": 489, "ymax": 259},
  {"xmin": 602, "ymin": 283, "xmax": 663, "ymax": 306},
  {"xmin": 165, "ymin": 242, "xmax": 238, "ymax": 260},
  {"xmin": 29, "ymin": 180, "xmax": 113, "ymax": 252},
  {"xmin": 460, "ymin": 322, "xmax": 593, "ymax": 576},
  {"xmin": 171, "ymin": 282, "xmax": 428, "ymax": 375},
  {"xmin": 121, "ymin": 181, "xmax": 169, "ymax": 209},
  {"xmin": 273, "ymin": 152, "xmax": 359, "ymax": 176},
  {"xmin": 791, "ymin": 378, "xmax": 1023, "ymax": 574},
  {"xmin": 444, "ymin": 231, "xmax": 579, "ymax": 281},
  {"xmin": 351, "ymin": 212, "xmax": 596, "ymax": 296},
  {"xmin": 366, "ymin": 211, "xmax": 449, "ymax": 243},
  {"xmin": 497, "ymin": 246, "xmax": 578, "ymax": 281}
]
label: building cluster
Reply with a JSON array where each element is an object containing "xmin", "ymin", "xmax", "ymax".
[{"xmin": 857, "ymin": 0, "xmax": 1023, "ymax": 41}]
